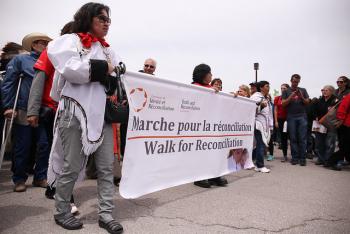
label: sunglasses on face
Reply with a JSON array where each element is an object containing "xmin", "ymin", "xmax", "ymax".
[
  {"xmin": 144, "ymin": 64, "xmax": 155, "ymax": 69},
  {"xmin": 337, "ymin": 81, "xmax": 344, "ymax": 84},
  {"xmin": 34, "ymin": 40, "xmax": 48, "ymax": 46},
  {"xmin": 96, "ymin": 14, "xmax": 111, "ymax": 24}
]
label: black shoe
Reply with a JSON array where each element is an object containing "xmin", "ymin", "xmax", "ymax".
[
  {"xmin": 331, "ymin": 165, "xmax": 342, "ymax": 171},
  {"xmin": 306, "ymin": 153, "xmax": 314, "ymax": 159},
  {"xmin": 281, "ymin": 157, "xmax": 288, "ymax": 163},
  {"xmin": 194, "ymin": 180, "xmax": 211, "ymax": 188},
  {"xmin": 99, "ymin": 219, "xmax": 123, "ymax": 234},
  {"xmin": 291, "ymin": 159, "xmax": 298, "ymax": 165},
  {"xmin": 54, "ymin": 213, "xmax": 83, "ymax": 230},
  {"xmin": 113, "ymin": 177, "xmax": 121, "ymax": 187},
  {"xmin": 70, "ymin": 194, "xmax": 75, "ymax": 203},
  {"xmin": 209, "ymin": 177, "xmax": 228, "ymax": 187},
  {"xmin": 299, "ymin": 159, "xmax": 306, "ymax": 166},
  {"xmin": 323, "ymin": 162, "xmax": 330, "ymax": 168},
  {"xmin": 45, "ymin": 186, "xmax": 56, "ymax": 199},
  {"xmin": 315, "ymin": 160, "xmax": 323, "ymax": 165}
]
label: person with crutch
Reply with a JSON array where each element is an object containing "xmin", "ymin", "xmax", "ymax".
[
  {"xmin": 1, "ymin": 32, "xmax": 51, "ymax": 192},
  {"xmin": 0, "ymin": 42, "xmax": 27, "ymax": 164}
]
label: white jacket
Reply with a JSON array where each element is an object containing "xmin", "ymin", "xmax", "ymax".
[
  {"xmin": 250, "ymin": 92, "xmax": 273, "ymax": 146},
  {"xmin": 46, "ymin": 34, "xmax": 121, "ymax": 186}
]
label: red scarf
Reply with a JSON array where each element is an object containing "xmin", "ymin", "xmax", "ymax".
[{"xmin": 77, "ymin": 33, "xmax": 110, "ymax": 48}]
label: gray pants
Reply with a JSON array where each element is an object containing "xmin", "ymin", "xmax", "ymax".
[
  {"xmin": 55, "ymin": 113, "xmax": 115, "ymax": 222},
  {"xmin": 315, "ymin": 131, "xmax": 337, "ymax": 163}
]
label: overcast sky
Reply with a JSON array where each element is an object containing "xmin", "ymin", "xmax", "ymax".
[{"xmin": 1, "ymin": 0, "xmax": 349, "ymax": 97}]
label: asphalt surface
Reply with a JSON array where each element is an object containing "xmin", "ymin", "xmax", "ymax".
[{"xmin": 1, "ymin": 150, "xmax": 350, "ymax": 234}]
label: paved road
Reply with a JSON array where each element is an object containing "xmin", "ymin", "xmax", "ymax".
[{"xmin": 1, "ymin": 151, "xmax": 350, "ymax": 234}]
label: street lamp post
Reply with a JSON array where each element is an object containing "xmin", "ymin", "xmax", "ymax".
[{"xmin": 254, "ymin": 63, "xmax": 259, "ymax": 83}]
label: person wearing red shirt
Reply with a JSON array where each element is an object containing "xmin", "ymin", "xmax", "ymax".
[
  {"xmin": 26, "ymin": 22, "xmax": 79, "ymax": 214},
  {"xmin": 27, "ymin": 49, "xmax": 56, "ymax": 126},
  {"xmin": 337, "ymin": 94, "xmax": 350, "ymax": 128},
  {"xmin": 191, "ymin": 64, "xmax": 227, "ymax": 188},
  {"xmin": 27, "ymin": 21, "xmax": 73, "ymax": 128},
  {"xmin": 328, "ymin": 94, "xmax": 350, "ymax": 170},
  {"xmin": 274, "ymin": 84, "xmax": 289, "ymax": 162}
]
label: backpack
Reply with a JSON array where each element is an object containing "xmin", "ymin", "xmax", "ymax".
[{"xmin": 318, "ymin": 101, "xmax": 341, "ymax": 130}]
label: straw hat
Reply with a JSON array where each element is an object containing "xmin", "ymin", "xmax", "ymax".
[{"xmin": 22, "ymin": 32, "xmax": 52, "ymax": 52}]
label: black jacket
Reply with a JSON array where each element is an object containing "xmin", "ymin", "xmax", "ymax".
[{"xmin": 313, "ymin": 95, "xmax": 337, "ymax": 120}]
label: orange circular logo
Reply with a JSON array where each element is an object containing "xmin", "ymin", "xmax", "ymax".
[{"xmin": 129, "ymin": 88, "xmax": 148, "ymax": 112}]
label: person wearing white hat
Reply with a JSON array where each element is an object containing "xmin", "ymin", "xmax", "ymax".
[
  {"xmin": 21, "ymin": 32, "xmax": 51, "ymax": 53},
  {"xmin": 1, "ymin": 32, "xmax": 51, "ymax": 193}
]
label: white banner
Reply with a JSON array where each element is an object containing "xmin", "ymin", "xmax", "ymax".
[{"xmin": 119, "ymin": 71, "xmax": 256, "ymax": 198}]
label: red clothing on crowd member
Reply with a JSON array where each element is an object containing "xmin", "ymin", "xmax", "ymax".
[
  {"xmin": 77, "ymin": 33, "xmax": 110, "ymax": 48},
  {"xmin": 112, "ymin": 123, "xmax": 120, "ymax": 158},
  {"xmin": 33, "ymin": 49, "xmax": 57, "ymax": 111},
  {"xmin": 192, "ymin": 82, "xmax": 212, "ymax": 88},
  {"xmin": 274, "ymin": 95, "xmax": 287, "ymax": 120},
  {"xmin": 337, "ymin": 94, "xmax": 350, "ymax": 127},
  {"xmin": 107, "ymin": 95, "xmax": 121, "ymax": 159}
]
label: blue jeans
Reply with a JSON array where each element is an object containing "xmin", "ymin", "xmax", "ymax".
[
  {"xmin": 253, "ymin": 129, "xmax": 266, "ymax": 168},
  {"xmin": 12, "ymin": 123, "xmax": 50, "ymax": 184},
  {"xmin": 315, "ymin": 131, "xmax": 336, "ymax": 163},
  {"xmin": 287, "ymin": 115, "xmax": 308, "ymax": 161}
]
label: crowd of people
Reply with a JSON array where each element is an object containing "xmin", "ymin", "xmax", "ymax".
[
  {"xmin": 248, "ymin": 74, "xmax": 350, "ymax": 172},
  {"xmin": 0, "ymin": 2, "xmax": 350, "ymax": 234}
]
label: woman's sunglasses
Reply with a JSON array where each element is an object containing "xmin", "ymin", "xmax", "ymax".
[
  {"xmin": 144, "ymin": 64, "xmax": 155, "ymax": 69},
  {"xmin": 97, "ymin": 15, "xmax": 111, "ymax": 24}
]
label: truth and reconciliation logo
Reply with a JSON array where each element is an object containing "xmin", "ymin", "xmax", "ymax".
[{"xmin": 129, "ymin": 88, "xmax": 148, "ymax": 112}]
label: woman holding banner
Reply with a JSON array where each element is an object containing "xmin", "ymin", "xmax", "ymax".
[
  {"xmin": 210, "ymin": 78, "xmax": 222, "ymax": 91},
  {"xmin": 47, "ymin": 3, "xmax": 124, "ymax": 233},
  {"xmin": 191, "ymin": 64, "xmax": 228, "ymax": 188}
]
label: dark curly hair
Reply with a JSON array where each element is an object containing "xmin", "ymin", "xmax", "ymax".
[
  {"xmin": 60, "ymin": 21, "xmax": 74, "ymax": 35},
  {"xmin": 210, "ymin": 78, "xmax": 222, "ymax": 86},
  {"xmin": 339, "ymin": 76, "xmax": 350, "ymax": 89},
  {"xmin": 281, "ymin": 83, "xmax": 290, "ymax": 89},
  {"xmin": 71, "ymin": 2, "xmax": 110, "ymax": 33},
  {"xmin": 1, "ymin": 42, "xmax": 24, "ymax": 59},
  {"xmin": 257, "ymin": 80, "xmax": 270, "ymax": 92},
  {"xmin": 291, "ymin": 74, "xmax": 301, "ymax": 80},
  {"xmin": 1, "ymin": 42, "xmax": 24, "ymax": 70},
  {"xmin": 192, "ymin": 63, "xmax": 211, "ymax": 85}
]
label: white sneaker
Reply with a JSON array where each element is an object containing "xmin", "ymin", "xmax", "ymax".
[
  {"xmin": 71, "ymin": 203, "xmax": 79, "ymax": 214},
  {"xmin": 245, "ymin": 166, "xmax": 255, "ymax": 170},
  {"xmin": 255, "ymin": 167, "xmax": 270, "ymax": 173}
]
